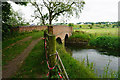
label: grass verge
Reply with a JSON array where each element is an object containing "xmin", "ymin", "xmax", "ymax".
[
  {"xmin": 56, "ymin": 43, "xmax": 97, "ymax": 78},
  {"xmin": 12, "ymin": 39, "xmax": 48, "ymax": 78},
  {"xmin": 3, "ymin": 31, "xmax": 44, "ymax": 49},
  {"xmin": 2, "ymin": 31, "xmax": 44, "ymax": 65}
]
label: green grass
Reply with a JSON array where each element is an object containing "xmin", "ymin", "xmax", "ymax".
[
  {"xmin": 12, "ymin": 39, "xmax": 48, "ymax": 78},
  {"xmin": 3, "ymin": 31, "xmax": 44, "ymax": 49},
  {"xmin": 73, "ymin": 24, "xmax": 116, "ymax": 29},
  {"xmin": 2, "ymin": 40, "xmax": 32, "ymax": 66},
  {"xmin": 2, "ymin": 31, "xmax": 44, "ymax": 65},
  {"xmin": 3, "ymin": 32, "xmax": 33, "ymax": 49},
  {"xmin": 74, "ymin": 28, "xmax": 118, "ymax": 37}
]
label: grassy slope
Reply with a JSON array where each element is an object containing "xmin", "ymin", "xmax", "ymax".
[{"xmin": 2, "ymin": 31, "xmax": 44, "ymax": 65}]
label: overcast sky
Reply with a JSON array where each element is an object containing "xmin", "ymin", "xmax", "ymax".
[{"xmin": 9, "ymin": 0, "xmax": 120, "ymax": 24}]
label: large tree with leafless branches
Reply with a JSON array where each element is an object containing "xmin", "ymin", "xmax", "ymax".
[{"xmin": 31, "ymin": 0, "xmax": 85, "ymax": 25}]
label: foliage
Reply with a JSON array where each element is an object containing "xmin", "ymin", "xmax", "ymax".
[
  {"xmin": 88, "ymin": 25, "xmax": 92, "ymax": 29},
  {"xmin": 2, "ymin": 2, "xmax": 28, "ymax": 40},
  {"xmin": 69, "ymin": 31, "xmax": 91, "ymax": 42},
  {"xmin": 91, "ymin": 23, "xmax": 94, "ymax": 26},
  {"xmin": 79, "ymin": 25, "xmax": 82, "ymax": 28},
  {"xmin": 30, "ymin": 0, "xmax": 85, "ymax": 25},
  {"xmin": 68, "ymin": 23, "xmax": 74, "ymax": 27},
  {"xmin": 89, "ymin": 36, "xmax": 120, "ymax": 54},
  {"xmin": 8, "ymin": 9, "xmax": 28, "ymax": 27},
  {"xmin": 15, "ymin": 2, "xmax": 28, "ymax": 6},
  {"xmin": 106, "ymin": 24, "xmax": 109, "ymax": 27},
  {"xmin": 2, "ymin": 2, "xmax": 12, "ymax": 39}
]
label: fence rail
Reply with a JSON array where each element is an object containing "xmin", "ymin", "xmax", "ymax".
[{"xmin": 44, "ymin": 31, "xmax": 69, "ymax": 80}]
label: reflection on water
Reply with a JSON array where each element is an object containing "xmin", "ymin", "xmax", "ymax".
[
  {"xmin": 72, "ymin": 49, "xmax": 118, "ymax": 76},
  {"xmin": 65, "ymin": 43, "xmax": 119, "ymax": 77}
]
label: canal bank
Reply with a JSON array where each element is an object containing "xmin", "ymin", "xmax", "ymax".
[
  {"xmin": 65, "ymin": 38, "xmax": 119, "ymax": 78},
  {"xmin": 56, "ymin": 42, "xmax": 97, "ymax": 78}
]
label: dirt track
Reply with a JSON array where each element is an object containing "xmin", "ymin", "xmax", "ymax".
[
  {"xmin": 2, "ymin": 37, "xmax": 42, "ymax": 78},
  {"xmin": 4, "ymin": 36, "xmax": 32, "ymax": 50}
]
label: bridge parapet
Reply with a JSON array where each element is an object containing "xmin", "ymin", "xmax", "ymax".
[{"xmin": 11, "ymin": 25, "xmax": 72, "ymax": 43}]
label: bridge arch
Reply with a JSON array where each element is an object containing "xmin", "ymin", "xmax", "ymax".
[
  {"xmin": 56, "ymin": 37, "xmax": 62, "ymax": 44},
  {"xmin": 65, "ymin": 34, "xmax": 68, "ymax": 42}
]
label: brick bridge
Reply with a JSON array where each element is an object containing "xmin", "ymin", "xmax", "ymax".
[{"xmin": 12, "ymin": 25, "xmax": 73, "ymax": 43}]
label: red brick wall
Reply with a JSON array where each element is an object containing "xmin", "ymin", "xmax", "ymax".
[
  {"xmin": 11, "ymin": 25, "xmax": 47, "ymax": 32},
  {"xmin": 53, "ymin": 25, "xmax": 73, "ymax": 35},
  {"xmin": 19, "ymin": 26, "xmax": 47, "ymax": 32}
]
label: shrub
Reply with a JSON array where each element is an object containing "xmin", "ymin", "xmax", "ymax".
[
  {"xmin": 69, "ymin": 31, "xmax": 90, "ymax": 41},
  {"xmin": 68, "ymin": 23, "xmax": 74, "ymax": 27},
  {"xmin": 89, "ymin": 36, "xmax": 120, "ymax": 52},
  {"xmin": 79, "ymin": 25, "xmax": 82, "ymax": 28},
  {"xmin": 88, "ymin": 25, "xmax": 92, "ymax": 29}
]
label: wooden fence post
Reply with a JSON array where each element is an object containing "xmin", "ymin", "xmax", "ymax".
[
  {"xmin": 44, "ymin": 31, "xmax": 47, "ymax": 54},
  {"xmin": 48, "ymin": 26, "xmax": 53, "ymax": 34},
  {"xmin": 48, "ymin": 35, "xmax": 56, "ymax": 78}
]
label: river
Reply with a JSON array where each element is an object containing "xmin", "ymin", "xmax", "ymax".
[{"xmin": 65, "ymin": 43, "xmax": 119, "ymax": 77}]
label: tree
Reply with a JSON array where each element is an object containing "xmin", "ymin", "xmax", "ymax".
[
  {"xmin": 2, "ymin": 2, "xmax": 28, "ymax": 39},
  {"xmin": 31, "ymin": 0, "xmax": 85, "ymax": 26},
  {"xmin": 7, "ymin": 9, "xmax": 29, "ymax": 27},
  {"xmin": 91, "ymin": 22, "xmax": 94, "ymax": 26},
  {"xmin": 68, "ymin": 23, "xmax": 74, "ymax": 27}
]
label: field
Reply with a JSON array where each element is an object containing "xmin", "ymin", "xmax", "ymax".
[
  {"xmin": 69, "ymin": 24, "xmax": 119, "ymax": 55},
  {"xmin": 74, "ymin": 28, "xmax": 118, "ymax": 37}
]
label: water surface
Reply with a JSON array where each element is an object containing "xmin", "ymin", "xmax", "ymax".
[{"xmin": 66, "ymin": 43, "xmax": 119, "ymax": 77}]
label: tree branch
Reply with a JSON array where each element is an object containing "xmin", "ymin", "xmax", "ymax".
[
  {"xmin": 52, "ymin": 2, "xmax": 75, "ymax": 20},
  {"xmin": 31, "ymin": 2, "xmax": 45, "ymax": 25}
]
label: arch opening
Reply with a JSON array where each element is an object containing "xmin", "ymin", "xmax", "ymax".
[
  {"xmin": 65, "ymin": 34, "xmax": 69, "ymax": 45},
  {"xmin": 56, "ymin": 37, "xmax": 62, "ymax": 44}
]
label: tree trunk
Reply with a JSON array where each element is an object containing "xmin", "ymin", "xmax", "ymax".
[
  {"xmin": 48, "ymin": 11, "xmax": 53, "ymax": 34},
  {"xmin": 49, "ymin": 13, "xmax": 52, "ymax": 26},
  {"xmin": 48, "ymin": 35, "xmax": 56, "ymax": 78},
  {"xmin": 48, "ymin": 26, "xmax": 53, "ymax": 34}
]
